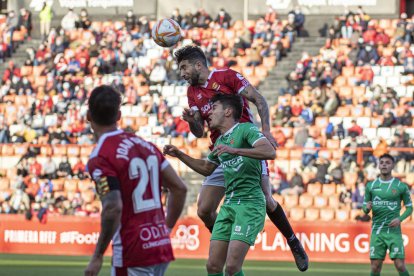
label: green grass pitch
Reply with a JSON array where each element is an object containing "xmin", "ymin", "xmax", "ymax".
[{"xmin": 0, "ymin": 254, "xmax": 413, "ymax": 275}]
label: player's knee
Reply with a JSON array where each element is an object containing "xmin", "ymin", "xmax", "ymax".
[
  {"xmin": 394, "ymin": 261, "xmax": 406, "ymax": 272},
  {"xmin": 371, "ymin": 263, "xmax": 381, "ymax": 273},
  {"xmin": 197, "ymin": 207, "xmax": 212, "ymax": 221},
  {"xmin": 265, "ymin": 196, "xmax": 278, "ymax": 211},
  {"xmin": 206, "ymin": 260, "xmax": 223, "ymax": 274}
]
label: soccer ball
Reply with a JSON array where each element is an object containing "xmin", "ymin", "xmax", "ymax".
[{"xmin": 152, "ymin": 19, "xmax": 182, "ymax": 47}]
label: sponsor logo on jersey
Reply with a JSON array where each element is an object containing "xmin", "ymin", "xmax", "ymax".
[
  {"xmin": 197, "ymin": 93, "xmax": 202, "ymax": 100},
  {"xmin": 235, "ymin": 225, "xmax": 241, "ymax": 232},
  {"xmin": 236, "ymin": 73, "xmax": 244, "ymax": 80},
  {"xmin": 221, "ymin": 156, "xmax": 243, "ymax": 170},
  {"xmin": 212, "ymin": 82, "xmax": 220, "ymax": 91},
  {"xmin": 392, "ymin": 189, "xmax": 397, "ymax": 195},
  {"xmin": 230, "ymin": 139, "xmax": 234, "ymax": 145},
  {"xmin": 372, "ymin": 196, "xmax": 398, "ymax": 210}
]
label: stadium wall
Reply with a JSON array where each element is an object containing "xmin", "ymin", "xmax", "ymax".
[
  {"xmin": 18, "ymin": 0, "xmax": 399, "ymax": 18},
  {"xmin": 1, "ymin": 215, "xmax": 413, "ymax": 264}
]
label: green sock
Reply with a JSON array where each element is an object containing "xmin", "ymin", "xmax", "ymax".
[
  {"xmin": 208, "ymin": 273, "xmax": 223, "ymax": 276},
  {"xmin": 399, "ymin": 271, "xmax": 410, "ymax": 276},
  {"xmin": 370, "ymin": 273, "xmax": 380, "ymax": 276},
  {"xmin": 234, "ymin": 270, "xmax": 244, "ymax": 276}
]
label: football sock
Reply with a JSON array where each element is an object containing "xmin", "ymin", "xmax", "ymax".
[
  {"xmin": 399, "ymin": 271, "xmax": 409, "ymax": 276},
  {"xmin": 208, "ymin": 273, "xmax": 223, "ymax": 276},
  {"xmin": 233, "ymin": 270, "xmax": 244, "ymax": 276},
  {"xmin": 267, "ymin": 204, "xmax": 296, "ymax": 242},
  {"xmin": 370, "ymin": 272, "xmax": 380, "ymax": 276}
]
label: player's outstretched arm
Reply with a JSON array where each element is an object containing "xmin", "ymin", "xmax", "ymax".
[
  {"xmin": 85, "ymin": 190, "xmax": 122, "ymax": 276},
  {"xmin": 214, "ymin": 138, "xmax": 276, "ymax": 160},
  {"xmin": 362, "ymin": 182, "xmax": 372, "ymax": 214},
  {"xmin": 399, "ymin": 184, "xmax": 413, "ymax": 222},
  {"xmin": 163, "ymin": 145, "xmax": 217, "ymax": 176},
  {"xmin": 161, "ymin": 165, "xmax": 187, "ymax": 230},
  {"xmin": 240, "ymin": 86, "xmax": 278, "ymax": 149},
  {"xmin": 182, "ymin": 108, "xmax": 204, "ymax": 138}
]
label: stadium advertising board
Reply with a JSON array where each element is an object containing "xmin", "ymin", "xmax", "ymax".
[{"xmin": 0, "ymin": 215, "xmax": 413, "ymax": 263}]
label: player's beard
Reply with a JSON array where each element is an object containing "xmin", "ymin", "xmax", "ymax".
[{"xmin": 190, "ymin": 70, "xmax": 200, "ymax": 86}]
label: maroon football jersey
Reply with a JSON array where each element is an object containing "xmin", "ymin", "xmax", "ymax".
[
  {"xmin": 187, "ymin": 68, "xmax": 254, "ymax": 147},
  {"xmin": 87, "ymin": 130, "xmax": 174, "ymax": 268}
]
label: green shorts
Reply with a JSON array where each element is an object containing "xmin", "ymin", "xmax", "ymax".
[
  {"xmin": 211, "ymin": 201, "xmax": 265, "ymax": 246},
  {"xmin": 370, "ymin": 232, "xmax": 405, "ymax": 260}
]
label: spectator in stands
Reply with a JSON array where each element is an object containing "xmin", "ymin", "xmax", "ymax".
[
  {"xmin": 310, "ymin": 157, "xmax": 330, "ymax": 184},
  {"xmin": 192, "ymin": 8, "xmax": 212, "ymax": 29},
  {"xmin": 399, "ymin": 104, "xmax": 413, "ymax": 126},
  {"xmin": 265, "ymin": 6, "xmax": 277, "ymax": 24},
  {"xmin": 125, "ymin": 10, "xmax": 136, "ymax": 31},
  {"xmin": 348, "ymin": 120, "xmax": 362, "ymax": 137},
  {"xmin": 78, "ymin": 9, "xmax": 91, "ymax": 30},
  {"xmin": 338, "ymin": 184, "xmax": 352, "ymax": 207},
  {"xmin": 342, "ymin": 136, "xmax": 358, "ymax": 169},
  {"xmin": 72, "ymin": 157, "xmax": 86, "ymax": 179},
  {"xmin": 246, "ymin": 46, "xmax": 263, "ymax": 66},
  {"xmin": 18, "ymin": 8, "xmax": 32, "ymax": 40},
  {"xmin": 170, "ymin": 8, "xmax": 183, "ymax": 27},
  {"xmin": 374, "ymin": 28, "xmax": 390, "ymax": 46},
  {"xmin": 356, "ymin": 43, "xmax": 379, "ymax": 65},
  {"xmin": 380, "ymin": 111, "xmax": 396, "ymax": 127},
  {"xmin": 42, "ymin": 156, "xmax": 57, "ymax": 179},
  {"xmin": 282, "ymin": 72, "xmax": 302, "ymax": 95},
  {"xmin": 403, "ymin": 54, "xmax": 414, "ymax": 74},
  {"xmin": 215, "ymin": 8, "xmax": 231, "ymax": 29},
  {"xmin": 290, "ymin": 6, "xmax": 305, "ymax": 37},
  {"xmin": 56, "ymin": 156, "xmax": 73, "ymax": 178},
  {"xmin": 294, "ymin": 118, "xmax": 309, "ymax": 146},
  {"xmin": 356, "ymin": 64, "xmax": 374, "ymax": 86},
  {"xmin": 328, "ymin": 162, "xmax": 344, "ymax": 184},
  {"xmin": 283, "ymin": 14, "xmax": 296, "ymax": 45},
  {"xmin": 323, "ymin": 86, "xmax": 339, "ymax": 116},
  {"xmin": 272, "ymin": 98, "xmax": 292, "ymax": 127},
  {"xmin": 281, "ymin": 169, "xmax": 304, "ymax": 195},
  {"xmin": 61, "ymin": 9, "xmax": 79, "ymax": 31},
  {"xmin": 351, "ymin": 182, "xmax": 365, "ymax": 209},
  {"xmin": 302, "ymin": 137, "xmax": 319, "ymax": 167},
  {"xmin": 149, "ymin": 62, "xmax": 168, "ymax": 85},
  {"xmin": 394, "ymin": 13, "xmax": 409, "ymax": 43},
  {"xmin": 39, "ymin": 1, "xmax": 53, "ymax": 39}
]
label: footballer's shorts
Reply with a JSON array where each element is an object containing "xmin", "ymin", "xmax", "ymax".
[
  {"xmin": 370, "ymin": 232, "xmax": 405, "ymax": 260},
  {"xmin": 112, "ymin": 262, "xmax": 170, "ymax": 276},
  {"xmin": 211, "ymin": 201, "xmax": 265, "ymax": 246},
  {"xmin": 203, "ymin": 160, "xmax": 269, "ymax": 187}
]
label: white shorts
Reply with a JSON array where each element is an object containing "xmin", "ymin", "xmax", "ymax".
[
  {"xmin": 203, "ymin": 160, "xmax": 269, "ymax": 187},
  {"xmin": 112, "ymin": 262, "xmax": 170, "ymax": 276}
]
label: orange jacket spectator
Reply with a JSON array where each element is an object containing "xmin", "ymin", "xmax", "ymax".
[
  {"xmin": 373, "ymin": 138, "xmax": 388, "ymax": 157},
  {"xmin": 357, "ymin": 65, "xmax": 374, "ymax": 83},
  {"xmin": 374, "ymin": 30, "xmax": 390, "ymax": 46}
]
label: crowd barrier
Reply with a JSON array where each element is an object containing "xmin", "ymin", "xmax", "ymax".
[{"xmin": 0, "ymin": 215, "xmax": 413, "ymax": 264}]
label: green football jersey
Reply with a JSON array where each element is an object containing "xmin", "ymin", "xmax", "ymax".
[
  {"xmin": 364, "ymin": 177, "xmax": 412, "ymax": 234},
  {"xmin": 207, "ymin": 122, "xmax": 266, "ymax": 203}
]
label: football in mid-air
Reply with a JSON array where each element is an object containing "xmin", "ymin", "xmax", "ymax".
[{"xmin": 152, "ymin": 18, "xmax": 182, "ymax": 47}]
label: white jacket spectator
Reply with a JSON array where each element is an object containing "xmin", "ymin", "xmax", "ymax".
[
  {"xmin": 61, "ymin": 9, "xmax": 79, "ymax": 31},
  {"xmin": 149, "ymin": 64, "xmax": 167, "ymax": 84}
]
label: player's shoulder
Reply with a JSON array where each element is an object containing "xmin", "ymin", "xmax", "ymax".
[
  {"xmin": 90, "ymin": 129, "xmax": 124, "ymax": 159},
  {"xmin": 238, "ymin": 122, "xmax": 258, "ymax": 130},
  {"xmin": 211, "ymin": 68, "xmax": 240, "ymax": 80}
]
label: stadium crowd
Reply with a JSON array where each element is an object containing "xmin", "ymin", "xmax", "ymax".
[{"xmin": 0, "ymin": 6, "xmax": 413, "ymax": 223}]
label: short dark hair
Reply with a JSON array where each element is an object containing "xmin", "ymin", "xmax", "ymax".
[
  {"xmin": 88, "ymin": 85, "xmax": 122, "ymax": 126},
  {"xmin": 379, "ymin": 153, "xmax": 395, "ymax": 163},
  {"xmin": 174, "ymin": 45, "xmax": 207, "ymax": 67},
  {"xmin": 211, "ymin": 93, "xmax": 243, "ymax": 121}
]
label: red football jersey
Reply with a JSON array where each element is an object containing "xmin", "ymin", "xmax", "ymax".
[
  {"xmin": 87, "ymin": 130, "xmax": 174, "ymax": 268},
  {"xmin": 187, "ymin": 68, "xmax": 254, "ymax": 146}
]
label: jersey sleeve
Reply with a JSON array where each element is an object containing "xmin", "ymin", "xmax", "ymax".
[
  {"xmin": 224, "ymin": 69, "xmax": 251, "ymax": 94},
  {"xmin": 187, "ymin": 87, "xmax": 199, "ymax": 112},
  {"xmin": 362, "ymin": 181, "xmax": 372, "ymax": 214},
  {"xmin": 242, "ymin": 123, "xmax": 267, "ymax": 147},
  {"xmin": 88, "ymin": 155, "xmax": 120, "ymax": 198},
  {"xmin": 399, "ymin": 183, "xmax": 413, "ymax": 221},
  {"xmin": 207, "ymin": 149, "xmax": 220, "ymax": 165}
]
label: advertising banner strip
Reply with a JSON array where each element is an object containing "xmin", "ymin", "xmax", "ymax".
[{"xmin": 0, "ymin": 215, "xmax": 413, "ymax": 264}]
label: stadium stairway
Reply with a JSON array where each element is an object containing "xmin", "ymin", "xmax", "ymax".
[
  {"xmin": 259, "ymin": 36, "xmax": 326, "ymax": 106},
  {"xmin": 0, "ymin": 39, "xmax": 42, "ymax": 78},
  {"xmin": 180, "ymin": 171, "xmax": 204, "ymax": 215}
]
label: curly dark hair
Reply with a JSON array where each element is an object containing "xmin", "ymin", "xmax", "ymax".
[{"xmin": 174, "ymin": 44, "xmax": 207, "ymax": 67}]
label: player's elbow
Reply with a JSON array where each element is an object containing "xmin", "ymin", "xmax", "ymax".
[{"xmin": 263, "ymin": 149, "xmax": 276, "ymax": 160}]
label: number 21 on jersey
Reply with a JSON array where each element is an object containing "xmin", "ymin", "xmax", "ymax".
[{"xmin": 129, "ymin": 155, "xmax": 161, "ymax": 213}]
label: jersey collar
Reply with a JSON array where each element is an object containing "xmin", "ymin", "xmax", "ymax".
[
  {"xmin": 378, "ymin": 177, "xmax": 394, "ymax": 184},
  {"xmin": 202, "ymin": 69, "xmax": 216, "ymax": 88},
  {"xmin": 223, "ymin": 123, "xmax": 240, "ymax": 136}
]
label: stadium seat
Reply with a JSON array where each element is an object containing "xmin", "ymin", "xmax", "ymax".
[
  {"xmin": 0, "ymin": 178, "xmax": 9, "ymax": 190},
  {"xmin": 283, "ymin": 194, "xmax": 299, "ymax": 209},
  {"xmin": 305, "ymin": 208, "xmax": 319, "ymax": 221},
  {"xmin": 320, "ymin": 208, "xmax": 335, "ymax": 221},
  {"xmin": 299, "ymin": 193, "xmax": 313, "ymax": 208},
  {"xmin": 289, "ymin": 149, "xmax": 303, "ymax": 160},
  {"xmin": 335, "ymin": 209, "xmax": 349, "ymax": 222},
  {"xmin": 326, "ymin": 139, "xmax": 340, "ymax": 149},
  {"xmin": 52, "ymin": 179, "xmax": 65, "ymax": 192},
  {"xmin": 314, "ymin": 195, "xmax": 328, "ymax": 208},
  {"xmin": 64, "ymin": 179, "xmax": 78, "ymax": 193},
  {"xmin": 328, "ymin": 195, "xmax": 340, "ymax": 209},
  {"xmin": 307, "ymin": 183, "xmax": 322, "ymax": 196},
  {"xmin": 53, "ymin": 145, "xmax": 67, "ymax": 156},
  {"xmin": 322, "ymin": 184, "xmax": 336, "ymax": 196},
  {"xmin": 272, "ymin": 194, "xmax": 284, "ymax": 205},
  {"xmin": 289, "ymin": 207, "xmax": 305, "ymax": 221}
]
